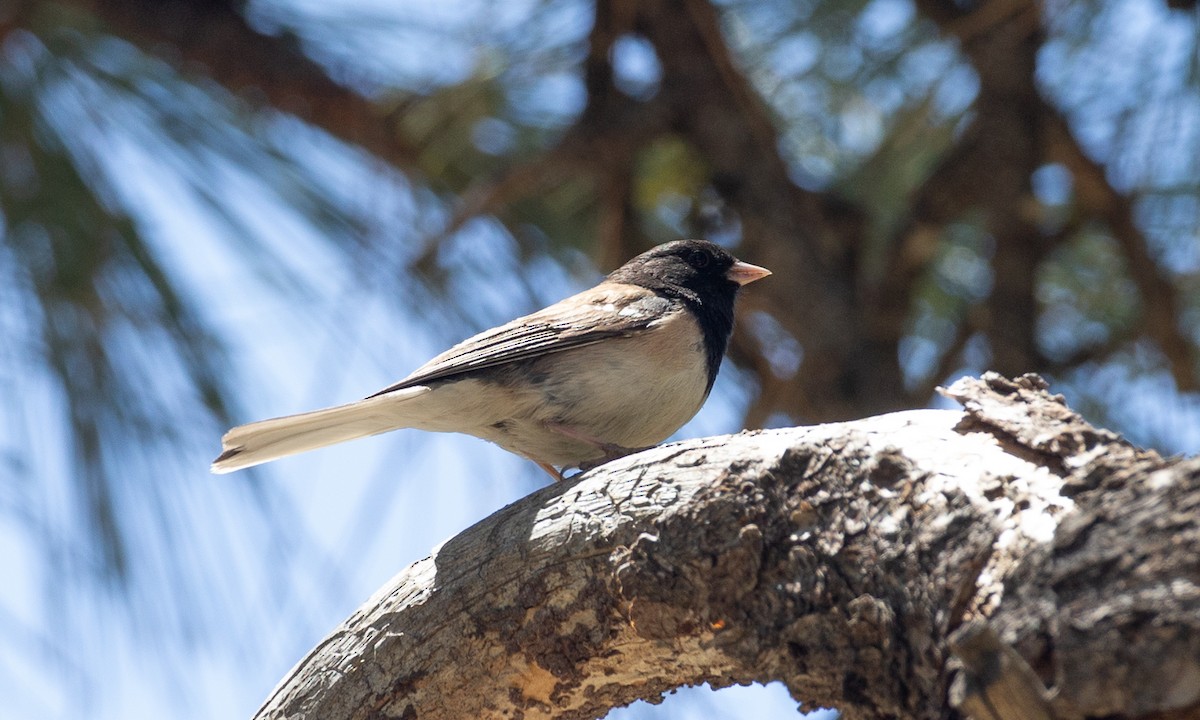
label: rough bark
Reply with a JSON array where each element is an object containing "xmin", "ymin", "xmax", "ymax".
[{"xmin": 255, "ymin": 374, "xmax": 1200, "ymax": 720}]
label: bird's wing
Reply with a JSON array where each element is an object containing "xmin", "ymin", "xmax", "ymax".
[{"xmin": 367, "ymin": 284, "xmax": 673, "ymax": 397}]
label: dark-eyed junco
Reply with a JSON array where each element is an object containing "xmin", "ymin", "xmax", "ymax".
[{"xmin": 212, "ymin": 239, "xmax": 770, "ymax": 478}]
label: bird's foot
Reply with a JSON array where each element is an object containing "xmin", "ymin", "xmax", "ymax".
[
  {"xmin": 575, "ymin": 443, "xmax": 656, "ymax": 473},
  {"xmin": 540, "ymin": 422, "xmax": 657, "ymax": 475}
]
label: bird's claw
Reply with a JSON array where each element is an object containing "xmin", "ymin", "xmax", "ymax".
[{"xmin": 575, "ymin": 443, "xmax": 656, "ymax": 473}]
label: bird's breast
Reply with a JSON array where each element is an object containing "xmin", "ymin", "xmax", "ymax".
[
  {"xmin": 416, "ymin": 305, "xmax": 712, "ymax": 468},
  {"xmin": 515, "ymin": 306, "xmax": 711, "ymax": 460}
]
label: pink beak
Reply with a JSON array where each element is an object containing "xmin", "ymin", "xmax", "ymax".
[{"xmin": 726, "ymin": 260, "xmax": 772, "ymax": 286}]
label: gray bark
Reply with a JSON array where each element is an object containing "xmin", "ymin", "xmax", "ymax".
[{"xmin": 255, "ymin": 374, "xmax": 1200, "ymax": 720}]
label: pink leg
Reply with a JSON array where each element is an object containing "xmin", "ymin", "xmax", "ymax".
[
  {"xmin": 534, "ymin": 460, "xmax": 563, "ymax": 481},
  {"xmin": 544, "ymin": 422, "xmax": 655, "ymax": 472}
]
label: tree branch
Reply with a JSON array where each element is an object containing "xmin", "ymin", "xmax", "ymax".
[
  {"xmin": 915, "ymin": 0, "xmax": 1049, "ymax": 380},
  {"xmin": 632, "ymin": 0, "xmax": 911, "ymax": 422},
  {"xmin": 54, "ymin": 0, "xmax": 418, "ymax": 169},
  {"xmin": 916, "ymin": 0, "xmax": 1196, "ymax": 392},
  {"xmin": 256, "ymin": 374, "xmax": 1200, "ymax": 720},
  {"xmin": 1043, "ymin": 108, "xmax": 1198, "ymax": 391}
]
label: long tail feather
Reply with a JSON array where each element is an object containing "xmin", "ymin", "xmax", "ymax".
[{"xmin": 211, "ymin": 387, "xmax": 430, "ymax": 473}]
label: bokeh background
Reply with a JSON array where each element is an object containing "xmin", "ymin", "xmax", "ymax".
[{"xmin": 2, "ymin": 0, "xmax": 1198, "ymax": 717}]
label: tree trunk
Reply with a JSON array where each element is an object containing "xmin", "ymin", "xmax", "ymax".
[{"xmin": 255, "ymin": 374, "xmax": 1200, "ymax": 720}]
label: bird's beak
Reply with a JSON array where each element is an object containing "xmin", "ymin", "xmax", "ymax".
[{"xmin": 726, "ymin": 260, "xmax": 771, "ymax": 286}]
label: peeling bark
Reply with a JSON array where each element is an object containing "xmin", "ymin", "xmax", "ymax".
[{"xmin": 255, "ymin": 374, "xmax": 1200, "ymax": 720}]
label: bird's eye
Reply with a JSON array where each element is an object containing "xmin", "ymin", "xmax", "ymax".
[{"xmin": 689, "ymin": 250, "xmax": 711, "ymax": 268}]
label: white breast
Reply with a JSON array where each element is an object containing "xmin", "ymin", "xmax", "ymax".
[
  {"xmin": 476, "ymin": 305, "xmax": 711, "ymax": 466},
  {"xmin": 394, "ymin": 297, "xmax": 713, "ymax": 469},
  {"xmin": 554, "ymin": 308, "xmax": 709, "ymax": 446}
]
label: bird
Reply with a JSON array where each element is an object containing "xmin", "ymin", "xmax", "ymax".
[{"xmin": 211, "ymin": 239, "xmax": 770, "ymax": 478}]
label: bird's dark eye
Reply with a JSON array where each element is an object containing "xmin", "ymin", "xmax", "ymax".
[{"xmin": 689, "ymin": 250, "xmax": 711, "ymax": 269}]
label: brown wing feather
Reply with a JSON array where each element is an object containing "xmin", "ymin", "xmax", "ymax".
[{"xmin": 366, "ymin": 284, "xmax": 670, "ymax": 398}]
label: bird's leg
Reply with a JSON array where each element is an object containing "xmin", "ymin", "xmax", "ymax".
[
  {"xmin": 534, "ymin": 460, "xmax": 564, "ymax": 481},
  {"xmin": 544, "ymin": 423, "xmax": 656, "ymax": 473}
]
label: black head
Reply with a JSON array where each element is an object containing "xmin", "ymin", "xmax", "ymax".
[
  {"xmin": 608, "ymin": 239, "xmax": 741, "ymax": 298},
  {"xmin": 608, "ymin": 239, "xmax": 769, "ymax": 390}
]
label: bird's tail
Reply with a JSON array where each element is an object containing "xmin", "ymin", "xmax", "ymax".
[{"xmin": 211, "ymin": 386, "xmax": 431, "ymax": 473}]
